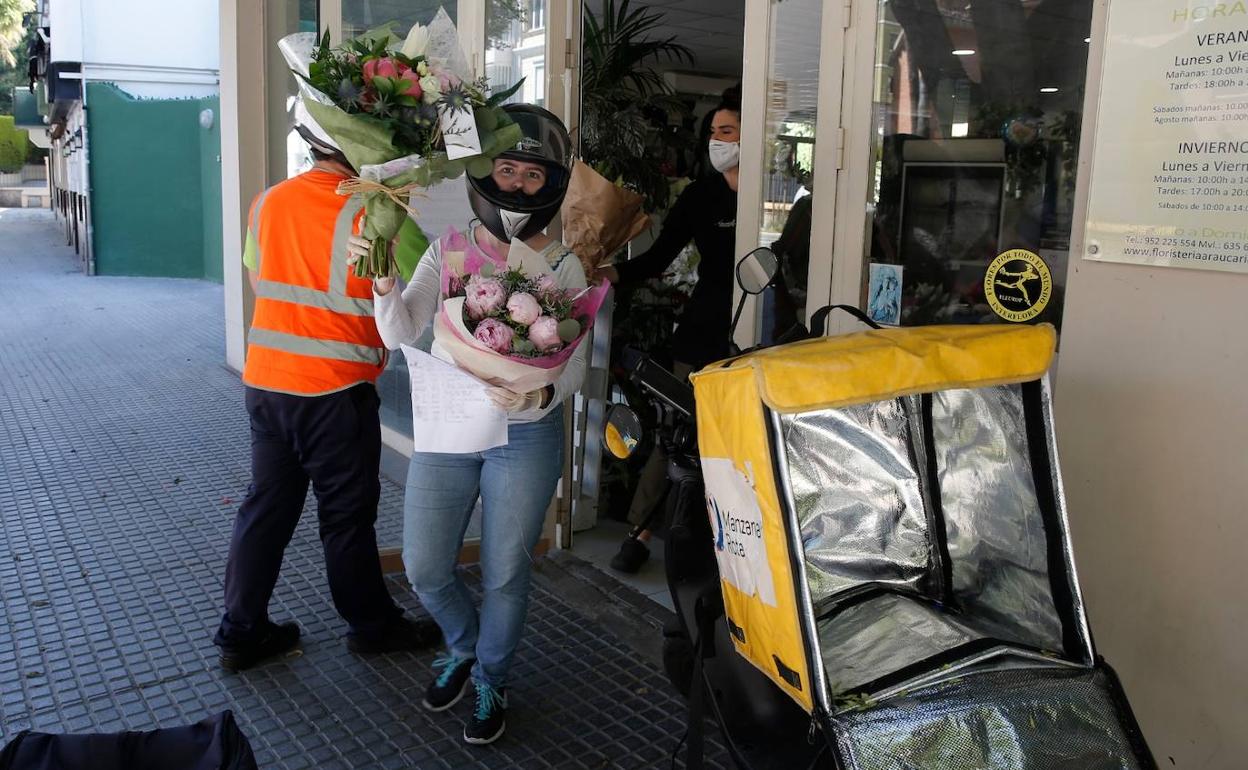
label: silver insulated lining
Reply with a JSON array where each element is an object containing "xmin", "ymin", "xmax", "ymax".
[
  {"xmin": 932, "ymin": 386, "xmax": 1064, "ymax": 652},
  {"xmin": 781, "ymin": 397, "xmax": 934, "ymax": 603},
  {"xmin": 831, "ymin": 666, "xmax": 1148, "ymax": 770},
  {"xmin": 777, "ymin": 381, "xmax": 1142, "ymax": 766},
  {"xmin": 818, "ymin": 593, "xmax": 990, "ymax": 695},
  {"xmin": 780, "ymin": 385, "xmax": 1070, "ymax": 696}
]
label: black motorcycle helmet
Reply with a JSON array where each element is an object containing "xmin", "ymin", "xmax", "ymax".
[{"xmin": 467, "ymin": 104, "xmax": 573, "ymax": 242}]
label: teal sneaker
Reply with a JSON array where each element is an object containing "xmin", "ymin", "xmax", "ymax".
[
  {"xmin": 464, "ymin": 681, "xmax": 507, "ymax": 745},
  {"xmin": 423, "ymin": 654, "xmax": 475, "ymax": 712}
]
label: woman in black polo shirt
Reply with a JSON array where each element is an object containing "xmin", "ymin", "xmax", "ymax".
[{"xmin": 596, "ymin": 95, "xmax": 741, "ymax": 573}]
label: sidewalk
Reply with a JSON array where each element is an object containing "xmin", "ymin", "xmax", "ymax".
[{"xmin": 0, "ymin": 208, "xmax": 726, "ymax": 769}]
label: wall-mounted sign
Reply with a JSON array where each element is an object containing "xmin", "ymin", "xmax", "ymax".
[
  {"xmin": 985, "ymin": 249, "xmax": 1052, "ymax": 322},
  {"xmin": 1085, "ymin": 1, "xmax": 1248, "ymax": 274}
]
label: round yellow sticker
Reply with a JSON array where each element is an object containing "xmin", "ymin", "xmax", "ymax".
[{"xmin": 984, "ymin": 249, "xmax": 1052, "ymax": 322}]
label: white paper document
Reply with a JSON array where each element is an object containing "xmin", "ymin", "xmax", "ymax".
[{"xmin": 404, "ymin": 345, "xmax": 508, "ymax": 454}]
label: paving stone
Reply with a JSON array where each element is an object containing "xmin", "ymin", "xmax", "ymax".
[{"xmin": 0, "ymin": 208, "xmax": 729, "ymax": 767}]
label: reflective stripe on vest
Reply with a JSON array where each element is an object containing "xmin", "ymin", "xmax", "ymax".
[
  {"xmin": 252, "ymin": 195, "xmax": 377, "ymax": 331},
  {"xmin": 248, "ymin": 327, "xmax": 384, "ymax": 366},
  {"xmin": 252, "ymin": 281, "xmax": 374, "ymax": 316},
  {"xmin": 250, "ymin": 188, "xmax": 270, "ymax": 270},
  {"xmin": 327, "ymin": 193, "xmax": 358, "ymax": 297}
]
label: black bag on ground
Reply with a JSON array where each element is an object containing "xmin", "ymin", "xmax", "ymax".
[{"xmin": 0, "ymin": 710, "xmax": 257, "ymax": 770}]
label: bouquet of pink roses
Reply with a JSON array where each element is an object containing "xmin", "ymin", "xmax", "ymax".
[{"xmin": 432, "ymin": 228, "xmax": 610, "ymax": 392}]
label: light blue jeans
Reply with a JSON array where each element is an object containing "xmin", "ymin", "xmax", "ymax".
[{"xmin": 402, "ymin": 405, "xmax": 564, "ymax": 689}]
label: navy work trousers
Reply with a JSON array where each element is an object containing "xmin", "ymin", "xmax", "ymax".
[{"xmin": 215, "ymin": 383, "xmax": 400, "ymax": 647}]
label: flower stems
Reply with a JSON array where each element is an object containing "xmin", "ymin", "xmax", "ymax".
[{"xmin": 353, "ymin": 238, "xmax": 394, "ymax": 280}]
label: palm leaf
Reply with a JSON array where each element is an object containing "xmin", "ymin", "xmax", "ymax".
[
  {"xmin": 581, "ymin": 0, "xmax": 696, "ymax": 211},
  {"xmin": 487, "ymin": 77, "xmax": 526, "ymax": 107}
]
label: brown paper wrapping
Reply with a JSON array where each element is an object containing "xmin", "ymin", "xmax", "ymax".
[{"xmin": 560, "ymin": 160, "xmax": 651, "ymax": 275}]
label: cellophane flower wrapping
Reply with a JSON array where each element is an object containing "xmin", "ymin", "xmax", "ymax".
[
  {"xmin": 432, "ymin": 228, "xmax": 610, "ymax": 393},
  {"xmin": 277, "ymin": 8, "xmax": 526, "ymax": 278}
]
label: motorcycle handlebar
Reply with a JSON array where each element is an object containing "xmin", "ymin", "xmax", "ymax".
[
  {"xmin": 619, "ymin": 347, "xmax": 696, "ymax": 419},
  {"xmin": 618, "ymin": 305, "xmax": 878, "ymax": 424}
]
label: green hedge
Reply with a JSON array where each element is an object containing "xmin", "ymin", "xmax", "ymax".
[{"xmin": 0, "ymin": 115, "xmax": 32, "ymax": 173}]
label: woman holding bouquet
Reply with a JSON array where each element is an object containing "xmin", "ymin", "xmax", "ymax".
[
  {"xmin": 596, "ymin": 91, "xmax": 743, "ymax": 574},
  {"xmin": 350, "ymin": 104, "xmax": 582, "ymax": 746}
]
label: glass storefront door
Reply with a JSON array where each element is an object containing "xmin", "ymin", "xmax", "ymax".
[
  {"xmin": 753, "ymin": 0, "xmax": 824, "ymax": 343},
  {"xmin": 847, "ymin": 0, "xmax": 1094, "ymax": 330},
  {"xmin": 342, "ymin": 0, "xmax": 455, "ymax": 35},
  {"xmin": 266, "ymin": 2, "xmax": 320, "ymax": 185},
  {"xmin": 486, "ymin": 0, "xmax": 547, "ymax": 108}
]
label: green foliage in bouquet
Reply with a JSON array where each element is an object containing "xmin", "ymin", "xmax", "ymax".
[
  {"xmin": 292, "ymin": 23, "xmax": 525, "ymax": 278},
  {"xmin": 304, "ymin": 27, "xmax": 524, "ymax": 164}
]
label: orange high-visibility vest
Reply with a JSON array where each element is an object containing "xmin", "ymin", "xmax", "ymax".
[{"xmin": 242, "ymin": 169, "xmax": 387, "ymax": 396}]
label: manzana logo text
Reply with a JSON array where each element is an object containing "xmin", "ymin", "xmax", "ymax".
[{"xmin": 707, "ymin": 495, "xmax": 762, "ymax": 558}]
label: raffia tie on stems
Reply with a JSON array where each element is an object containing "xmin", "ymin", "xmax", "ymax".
[
  {"xmin": 335, "ymin": 177, "xmax": 428, "ymax": 279},
  {"xmin": 335, "ymin": 177, "xmax": 425, "ymax": 216}
]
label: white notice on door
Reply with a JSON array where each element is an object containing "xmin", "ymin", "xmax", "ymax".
[{"xmin": 404, "ymin": 345, "xmax": 508, "ymax": 454}]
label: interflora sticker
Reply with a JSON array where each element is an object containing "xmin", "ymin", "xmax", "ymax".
[
  {"xmin": 984, "ymin": 249, "xmax": 1052, "ymax": 322},
  {"xmin": 701, "ymin": 458, "xmax": 777, "ymax": 608}
]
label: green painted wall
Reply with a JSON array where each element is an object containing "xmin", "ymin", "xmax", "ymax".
[
  {"xmin": 199, "ymin": 96, "xmax": 223, "ymax": 283},
  {"xmin": 86, "ymin": 83, "xmax": 223, "ymax": 280},
  {"xmin": 12, "ymin": 88, "xmax": 42, "ymax": 128}
]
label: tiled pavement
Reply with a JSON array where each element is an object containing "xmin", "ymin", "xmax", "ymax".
[{"xmin": 0, "ymin": 208, "xmax": 727, "ymax": 768}]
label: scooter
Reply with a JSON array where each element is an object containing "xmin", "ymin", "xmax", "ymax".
[
  {"xmin": 602, "ymin": 248, "xmax": 1154, "ymax": 770},
  {"xmin": 604, "ymin": 248, "xmax": 828, "ymax": 769}
]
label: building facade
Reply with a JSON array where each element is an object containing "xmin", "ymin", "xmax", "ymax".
[
  {"xmin": 206, "ymin": 1, "xmax": 1246, "ymax": 766},
  {"xmin": 26, "ymin": 0, "xmax": 221, "ymax": 277}
]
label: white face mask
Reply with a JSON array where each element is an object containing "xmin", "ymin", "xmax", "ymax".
[{"xmin": 708, "ymin": 140, "xmax": 740, "ymax": 173}]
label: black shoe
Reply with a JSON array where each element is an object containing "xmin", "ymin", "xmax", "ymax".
[
  {"xmin": 422, "ymin": 655, "xmax": 475, "ymax": 712},
  {"xmin": 609, "ymin": 537, "xmax": 650, "ymax": 574},
  {"xmin": 346, "ymin": 616, "xmax": 442, "ymax": 654},
  {"xmin": 218, "ymin": 621, "xmax": 301, "ymax": 673},
  {"xmin": 464, "ymin": 682, "xmax": 507, "ymax": 745}
]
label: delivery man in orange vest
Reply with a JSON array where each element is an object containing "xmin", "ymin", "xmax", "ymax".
[{"xmin": 213, "ymin": 122, "xmax": 437, "ymax": 672}]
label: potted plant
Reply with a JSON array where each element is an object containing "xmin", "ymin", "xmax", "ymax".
[{"xmin": 580, "ymin": 0, "xmax": 694, "ymax": 213}]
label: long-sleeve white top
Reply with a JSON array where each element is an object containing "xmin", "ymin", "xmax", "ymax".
[{"xmin": 373, "ymin": 229, "xmax": 588, "ymax": 424}]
